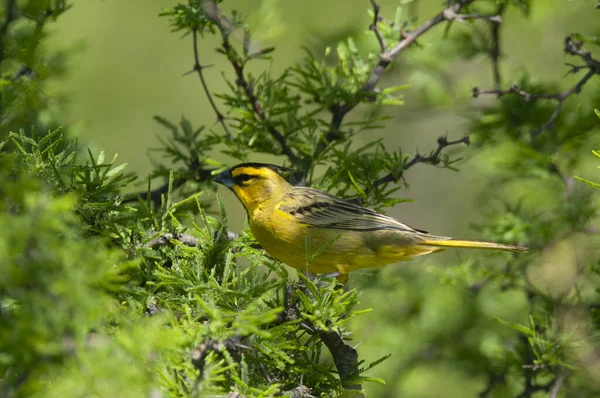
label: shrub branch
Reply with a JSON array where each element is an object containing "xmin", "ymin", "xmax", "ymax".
[
  {"xmin": 318, "ymin": 0, "xmax": 477, "ymax": 159},
  {"xmin": 188, "ymin": 28, "xmax": 232, "ymax": 140},
  {"xmin": 472, "ymin": 36, "xmax": 600, "ymax": 138},
  {"xmin": 201, "ymin": 1, "xmax": 299, "ymax": 165},
  {"xmin": 374, "ymin": 135, "xmax": 470, "ymax": 188}
]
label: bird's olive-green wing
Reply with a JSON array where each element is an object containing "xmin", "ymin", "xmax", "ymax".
[{"xmin": 277, "ymin": 187, "xmax": 426, "ymax": 233}]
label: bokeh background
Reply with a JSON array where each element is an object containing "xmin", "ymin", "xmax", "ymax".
[{"xmin": 45, "ymin": 1, "xmax": 599, "ymax": 396}]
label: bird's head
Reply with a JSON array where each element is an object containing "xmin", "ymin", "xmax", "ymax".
[{"xmin": 214, "ymin": 163, "xmax": 292, "ymax": 211}]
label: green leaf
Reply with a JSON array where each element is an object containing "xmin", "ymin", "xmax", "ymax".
[
  {"xmin": 382, "ymin": 84, "xmax": 410, "ymax": 94},
  {"xmin": 105, "ymin": 162, "xmax": 128, "ymax": 178},
  {"xmin": 574, "ymin": 175, "xmax": 600, "ymax": 190},
  {"xmin": 493, "ymin": 317, "xmax": 535, "ymax": 336}
]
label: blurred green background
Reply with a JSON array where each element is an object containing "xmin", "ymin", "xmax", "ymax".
[{"xmin": 46, "ymin": 0, "xmax": 599, "ymax": 396}]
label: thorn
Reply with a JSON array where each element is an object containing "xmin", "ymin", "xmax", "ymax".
[{"xmin": 182, "ymin": 64, "xmax": 214, "ymax": 77}]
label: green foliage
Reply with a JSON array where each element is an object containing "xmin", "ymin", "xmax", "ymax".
[
  {"xmin": 159, "ymin": 0, "xmax": 445, "ymax": 200},
  {"xmin": 7, "ymin": 130, "xmax": 138, "ymax": 236},
  {"xmin": 2, "ymin": 0, "xmax": 600, "ymax": 397},
  {"xmin": 0, "ymin": 149, "xmax": 135, "ymax": 395},
  {"xmin": 427, "ymin": 24, "xmax": 600, "ymax": 398},
  {"xmin": 1, "ymin": 130, "xmax": 377, "ymax": 396}
]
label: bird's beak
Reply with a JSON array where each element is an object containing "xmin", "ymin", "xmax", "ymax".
[{"xmin": 213, "ymin": 169, "xmax": 234, "ymax": 188}]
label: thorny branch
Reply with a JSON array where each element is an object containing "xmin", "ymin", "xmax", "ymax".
[
  {"xmin": 362, "ymin": 0, "xmax": 476, "ymax": 94},
  {"xmin": 201, "ymin": 1, "xmax": 299, "ymax": 165},
  {"xmin": 316, "ymin": 0, "xmax": 477, "ymax": 162},
  {"xmin": 142, "ymin": 232, "xmax": 200, "ymax": 248},
  {"xmin": 189, "ymin": 29, "xmax": 232, "ymax": 140},
  {"xmin": 473, "ymin": 36, "xmax": 600, "ymax": 139},
  {"xmin": 373, "ymin": 135, "xmax": 470, "ymax": 188},
  {"xmin": 489, "ymin": 3, "xmax": 506, "ymax": 88},
  {"xmin": 548, "ymin": 372, "xmax": 566, "ymax": 398},
  {"xmin": 141, "ymin": 231, "xmax": 238, "ymax": 249},
  {"xmin": 442, "ymin": 9, "xmax": 502, "ymax": 23}
]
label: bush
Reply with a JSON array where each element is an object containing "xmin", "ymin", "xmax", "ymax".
[{"xmin": 1, "ymin": 0, "xmax": 600, "ymax": 397}]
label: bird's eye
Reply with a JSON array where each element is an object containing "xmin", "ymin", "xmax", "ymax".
[{"xmin": 234, "ymin": 174, "xmax": 256, "ymax": 185}]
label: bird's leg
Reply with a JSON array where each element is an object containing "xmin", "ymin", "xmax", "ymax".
[{"xmin": 334, "ymin": 264, "xmax": 351, "ymax": 284}]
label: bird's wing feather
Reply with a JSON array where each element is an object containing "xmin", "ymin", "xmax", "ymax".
[{"xmin": 277, "ymin": 187, "xmax": 426, "ymax": 233}]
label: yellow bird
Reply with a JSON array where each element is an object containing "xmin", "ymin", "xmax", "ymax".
[{"xmin": 214, "ymin": 163, "xmax": 526, "ymax": 282}]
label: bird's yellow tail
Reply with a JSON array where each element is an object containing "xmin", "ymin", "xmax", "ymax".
[{"xmin": 419, "ymin": 238, "xmax": 526, "ymax": 252}]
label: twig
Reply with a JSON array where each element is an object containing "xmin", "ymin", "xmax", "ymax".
[
  {"xmin": 373, "ymin": 135, "xmax": 470, "ymax": 188},
  {"xmin": 189, "ymin": 29, "xmax": 232, "ymax": 140},
  {"xmin": 489, "ymin": 4, "xmax": 506, "ymax": 89},
  {"xmin": 564, "ymin": 35, "xmax": 600, "ymax": 70},
  {"xmin": 142, "ymin": 232, "xmax": 199, "ymax": 248},
  {"xmin": 473, "ymin": 36, "xmax": 600, "ymax": 139},
  {"xmin": 549, "ymin": 372, "xmax": 566, "ymax": 398},
  {"xmin": 368, "ymin": 0, "xmax": 386, "ymax": 53},
  {"xmin": 442, "ymin": 10, "xmax": 503, "ymax": 24},
  {"xmin": 281, "ymin": 386, "xmax": 316, "ymax": 398},
  {"xmin": 201, "ymin": 2, "xmax": 299, "ymax": 165},
  {"xmin": 141, "ymin": 231, "xmax": 238, "ymax": 249}
]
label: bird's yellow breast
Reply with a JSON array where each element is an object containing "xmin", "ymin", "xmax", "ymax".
[{"xmin": 249, "ymin": 205, "xmax": 413, "ymax": 275}]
